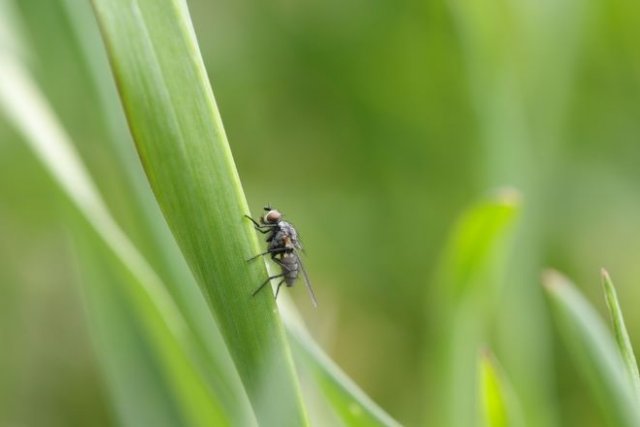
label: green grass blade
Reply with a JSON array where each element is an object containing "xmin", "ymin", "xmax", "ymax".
[
  {"xmin": 440, "ymin": 188, "xmax": 521, "ymax": 300},
  {"xmin": 428, "ymin": 189, "xmax": 521, "ymax": 427},
  {"xmin": 478, "ymin": 349, "xmax": 523, "ymax": 427},
  {"xmin": 281, "ymin": 303, "xmax": 402, "ymax": 427},
  {"xmin": 450, "ymin": 0, "xmax": 587, "ymax": 423},
  {"xmin": 543, "ymin": 270, "xmax": 640, "ymax": 427},
  {"xmin": 0, "ymin": 46, "xmax": 248, "ymax": 425},
  {"xmin": 90, "ymin": 0, "xmax": 308, "ymax": 423},
  {"xmin": 58, "ymin": 1, "xmax": 253, "ymax": 417},
  {"xmin": 601, "ymin": 269, "xmax": 640, "ymax": 403},
  {"xmin": 75, "ymin": 230, "xmax": 229, "ymax": 426},
  {"xmin": 479, "ymin": 351, "xmax": 507, "ymax": 427}
]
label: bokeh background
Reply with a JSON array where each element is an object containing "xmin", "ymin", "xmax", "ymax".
[{"xmin": 1, "ymin": 0, "xmax": 640, "ymax": 425}]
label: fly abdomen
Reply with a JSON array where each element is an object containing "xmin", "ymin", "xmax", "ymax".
[{"xmin": 280, "ymin": 252, "xmax": 299, "ymax": 286}]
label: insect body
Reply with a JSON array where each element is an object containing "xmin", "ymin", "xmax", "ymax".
[{"xmin": 245, "ymin": 206, "xmax": 318, "ymax": 307}]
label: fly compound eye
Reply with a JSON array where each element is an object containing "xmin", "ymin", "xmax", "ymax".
[{"xmin": 264, "ymin": 210, "xmax": 282, "ymax": 223}]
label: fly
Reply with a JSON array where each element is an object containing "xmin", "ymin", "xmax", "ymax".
[{"xmin": 245, "ymin": 206, "xmax": 318, "ymax": 307}]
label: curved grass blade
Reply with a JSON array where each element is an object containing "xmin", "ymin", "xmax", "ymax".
[
  {"xmin": 543, "ymin": 270, "xmax": 640, "ymax": 427},
  {"xmin": 428, "ymin": 189, "xmax": 521, "ymax": 427},
  {"xmin": 439, "ymin": 188, "xmax": 521, "ymax": 300},
  {"xmin": 478, "ymin": 349, "xmax": 523, "ymax": 427},
  {"xmin": 75, "ymin": 229, "xmax": 227, "ymax": 427},
  {"xmin": 90, "ymin": 0, "xmax": 308, "ymax": 423},
  {"xmin": 57, "ymin": 0, "xmax": 253, "ymax": 418},
  {"xmin": 281, "ymin": 302, "xmax": 401, "ymax": 427},
  {"xmin": 0, "ymin": 44, "xmax": 247, "ymax": 425},
  {"xmin": 601, "ymin": 269, "xmax": 640, "ymax": 403},
  {"xmin": 479, "ymin": 350, "xmax": 506, "ymax": 427}
]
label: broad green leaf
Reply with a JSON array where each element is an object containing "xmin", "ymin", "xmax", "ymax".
[
  {"xmin": 543, "ymin": 270, "xmax": 640, "ymax": 427},
  {"xmin": 601, "ymin": 269, "xmax": 640, "ymax": 403},
  {"xmin": 478, "ymin": 349, "xmax": 523, "ymax": 427},
  {"xmin": 90, "ymin": 0, "xmax": 308, "ymax": 423}
]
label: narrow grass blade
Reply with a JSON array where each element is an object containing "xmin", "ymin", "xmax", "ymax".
[
  {"xmin": 601, "ymin": 269, "xmax": 640, "ymax": 403},
  {"xmin": 71, "ymin": 231, "xmax": 202, "ymax": 427},
  {"xmin": 91, "ymin": 0, "xmax": 308, "ymax": 423},
  {"xmin": 58, "ymin": 1, "xmax": 253, "ymax": 417},
  {"xmin": 478, "ymin": 349, "xmax": 523, "ymax": 427},
  {"xmin": 440, "ymin": 188, "xmax": 521, "ymax": 300},
  {"xmin": 281, "ymin": 302, "xmax": 401, "ymax": 427},
  {"xmin": 0, "ymin": 23, "xmax": 251, "ymax": 424},
  {"xmin": 479, "ymin": 351, "xmax": 507, "ymax": 427},
  {"xmin": 450, "ymin": 0, "xmax": 587, "ymax": 423},
  {"xmin": 427, "ymin": 189, "xmax": 521, "ymax": 427},
  {"xmin": 543, "ymin": 270, "xmax": 640, "ymax": 427}
]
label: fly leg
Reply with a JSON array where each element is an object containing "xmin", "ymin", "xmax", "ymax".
[
  {"xmin": 252, "ymin": 273, "xmax": 287, "ymax": 297},
  {"xmin": 244, "ymin": 215, "xmax": 276, "ymax": 233},
  {"xmin": 274, "ymin": 279, "xmax": 286, "ymax": 299},
  {"xmin": 247, "ymin": 247, "xmax": 288, "ymax": 262}
]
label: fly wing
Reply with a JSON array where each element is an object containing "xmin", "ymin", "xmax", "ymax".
[
  {"xmin": 297, "ymin": 240, "xmax": 306, "ymax": 255},
  {"xmin": 290, "ymin": 224, "xmax": 305, "ymax": 252},
  {"xmin": 294, "ymin": 250, "xmax": 318, "ymax": 307}
]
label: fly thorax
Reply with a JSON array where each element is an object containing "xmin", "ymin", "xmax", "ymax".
[{"xmin": 280, "ymin": 222, "xmax": 300, "ymax": 248}]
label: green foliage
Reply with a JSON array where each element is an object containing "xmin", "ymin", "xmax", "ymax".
[
  {"xmin": 76, "ymin": 230, "xmax": 236, "ymax": 426},
  {"xmin": 0, "ymin": 33, "xmax": 251, "ymax": 426},
  {"xmin": 429, "ymin": 190, "xmax": 521, "ymax": 427},
  {"xmin": 283, "ymin": 306, "xmax": 400, "ymax": 427},
  {"xmin": 478, "ymin": 349, "xmax": 523, "ymax": 427},
  {"xmin": 90, "ymin": 0, "xmax": 308, "ymax": 424},
  {"xmin": 601, "ymin": 269, "xmax": 640, "ymax": 403},
  {"xmin": 2, "ymin": 0, "xmax": 640, "ymax": 425},
  {"xmin": 439, "ymin": 188, "xmax": 521, "ymax": 300},
  {"xmin": 0, "ymin": 0, "xmax": 401, "ymax": 424},
  {"xmin": 544, "ymin": 271, "xmax": 640, "ymax": 427}
]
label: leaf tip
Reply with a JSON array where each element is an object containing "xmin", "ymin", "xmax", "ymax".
[
  {"xmin": 479, "ymin": 345, "xmax": 493, "ymax": 360},
  {"xmin": 541, "ymin": 269, "xmax": 566, "ymax": 293},
  {"xmin": 493, "ymin": 186, "xmax": 522, "ymax": 208}
]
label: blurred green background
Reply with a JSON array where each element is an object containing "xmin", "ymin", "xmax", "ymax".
[{"xmin": 2, "ymin": 0, "xmax": 640, "ymax": 425}]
